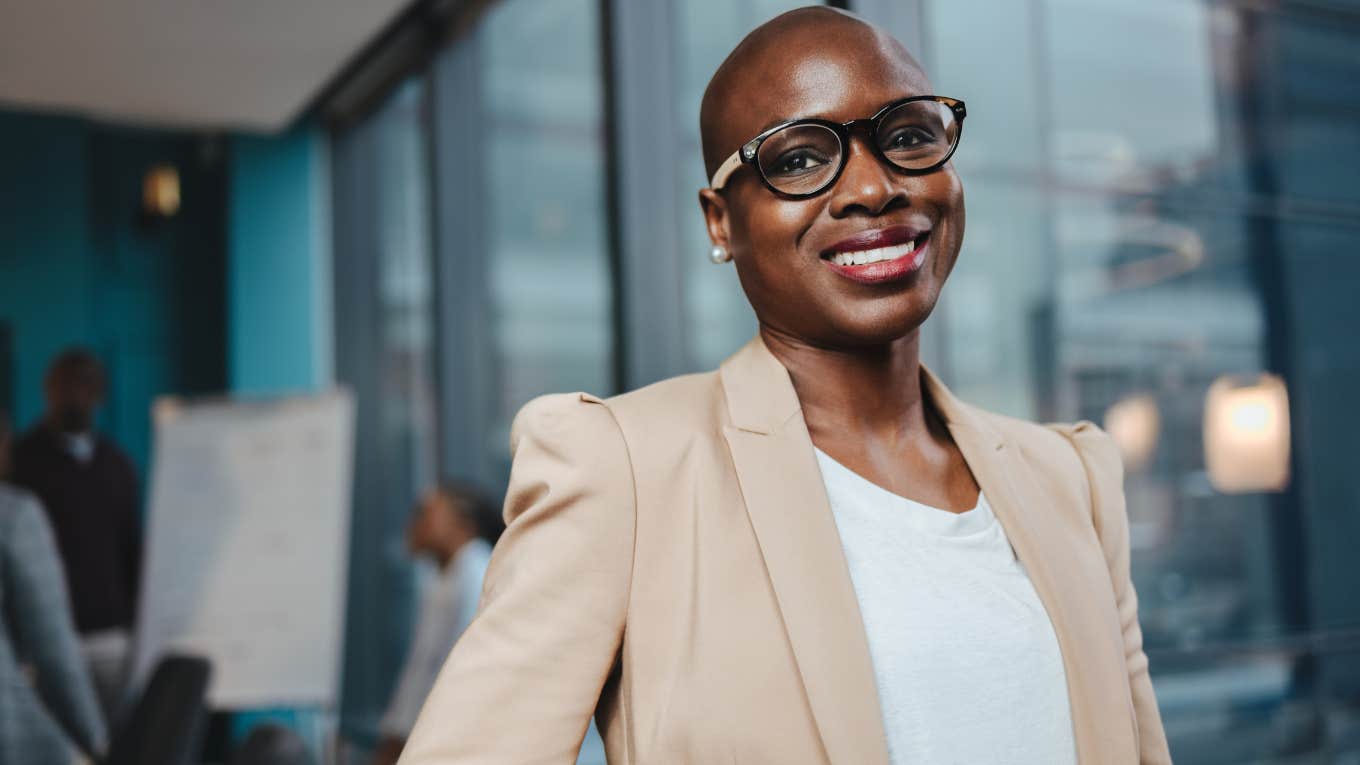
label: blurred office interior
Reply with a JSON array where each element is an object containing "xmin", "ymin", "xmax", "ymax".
[{"xmin": 1, "ymin": 0, "xmax": 1358, "ymax": 762}]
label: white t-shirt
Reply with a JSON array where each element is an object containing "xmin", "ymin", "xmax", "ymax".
[
  {"xmin": 380, "ymin": 537, "xmax": 493, "ymax": 738},
  {"xmin": 814, "ymin": 448, "xmax": 1077, "ymax": 765}
]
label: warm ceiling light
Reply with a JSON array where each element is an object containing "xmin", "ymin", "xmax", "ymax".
[
  {"xmin": 143, "ymin": 164, "xmax": 181, "ymax": 218},
  {"xmin": 1104, "ymin": 393, "xmax": 1160, "ymax": 473},
  {"xmin": 1204, "ymin": 373, "xmax": 1290, "ymax": 493}
]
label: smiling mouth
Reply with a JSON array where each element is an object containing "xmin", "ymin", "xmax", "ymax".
[
  {"xmin": 823, "ymin": 233, "xmax": 929, "ymax": 266},
  {"xmin": 820, "ymin": 227, "xmax": 930, "ymax": 264},
  {"xmin": 816, "ymin": 226, "xmax": 932, "ymax": 285}
]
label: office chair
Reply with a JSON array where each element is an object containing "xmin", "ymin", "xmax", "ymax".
[{"xmin": 104, "ymin": 654, "xmax": 212, "ymax": 765}]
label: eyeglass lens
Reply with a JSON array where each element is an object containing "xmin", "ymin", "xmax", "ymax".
[{"xmin": 755, "ymin": 100, "xmax": 959, "ymax": 195}]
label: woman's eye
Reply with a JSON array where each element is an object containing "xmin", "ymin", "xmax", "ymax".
[
  {"xmin": 773, "ymin": 150, "xmax": 828, "ymax": 175},
  {"xmin": 885, "ymin": 127, "xmax": 934, "ymax": 149}
]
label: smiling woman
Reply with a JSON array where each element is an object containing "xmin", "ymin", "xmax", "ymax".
[{"xmin": 399, "ymin": 7, "xmax": 1169, "ymax": 765}]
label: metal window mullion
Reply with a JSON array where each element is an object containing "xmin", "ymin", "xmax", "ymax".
[
  {"xmin": 430, "ymin": 34, "xmax": 499, "ymax": 487},
  {"xmin": 604, "ymin": 0, "xmax": 689, "ymax": 390}
]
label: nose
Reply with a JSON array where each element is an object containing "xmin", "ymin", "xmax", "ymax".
[{"xmin": 826, "ymin": 136, "xmax": 908, "ymax": 218}]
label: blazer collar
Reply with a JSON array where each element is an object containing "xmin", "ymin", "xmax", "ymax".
[{"xmin": 717, "ymin": 334, "xmax": 1135, "ymax": 764}]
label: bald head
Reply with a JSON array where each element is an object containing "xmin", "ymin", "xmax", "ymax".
[{"xmin": 699, "ymin": 7, "xmax": 928, "ymax": 180}]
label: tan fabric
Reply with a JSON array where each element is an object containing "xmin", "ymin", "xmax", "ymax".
[{"xmin": 401, "ymin": 336, "xmax": 1172, "ymax": 765}]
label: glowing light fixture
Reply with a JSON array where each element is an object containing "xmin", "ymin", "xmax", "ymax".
[
  {"xmin": 142, "ymin": 164, "xmax": 181, "ymax": 218},
  {"xmin": 1203, "ymin": 373, "xmax": 1290, "ymax": 493},
  {"xmin": 1104, "ymin": 393, "xmax": 1160, "ymax": 472}
]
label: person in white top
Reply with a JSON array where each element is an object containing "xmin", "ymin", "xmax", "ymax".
[
  {"xmin": 369, "ymin": 482, "xmax": 496, "ymax": 765},
  {"xmin": 814, "ymin": 448, "xmax": 1076, "ymax": 764}
]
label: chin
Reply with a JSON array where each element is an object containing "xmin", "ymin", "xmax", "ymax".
[{"xmin": 823, "ymin": 290, "xmax": 942, "ymax": 347}]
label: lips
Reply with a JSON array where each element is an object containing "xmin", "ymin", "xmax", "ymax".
[{"xmin": 820, "ymin": 225, "xmax": 931, "ymax": 285}]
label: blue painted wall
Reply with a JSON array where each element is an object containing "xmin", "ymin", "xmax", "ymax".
[
  {"xmin": 0, "ymin": 109, "xmax": 334, "ymax": 477},
  {"xmin": 1, "ymin": 108, "xmax": 336, "ymax": 753},
  {"xmin": 4, "ymin": 108, "xmax": 335, "ymax": 753},
  {"xmin": 228, "ymin": 125, "xmax": 332, "ymax": 395},
  {"xmin": 0, "ymin": 112, "xmax": 95, "ymax": 430},
  {"xmin": 0, "ymin": 110, "xmax": 228, "ymax": 475},
  {"xmin": 223, "ymin": 124, "xmax": 334, "ymax": 750}
]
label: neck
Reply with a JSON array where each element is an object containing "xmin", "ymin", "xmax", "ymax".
[{"xmin": 759, "ymin": 325, "xmax": 933, "ymax": 445}]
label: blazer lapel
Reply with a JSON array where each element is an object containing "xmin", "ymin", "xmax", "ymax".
[
  {"xmin": 717, "ymin": 336, "xmax": 1135, "ymax": 764},
  {"xmin": 922, "ymin": 369, "xmax": 1139, "ymax": 763},
  {"xmin": 719, "ymin": 337, "xmax": 892, "ymax": 765}
]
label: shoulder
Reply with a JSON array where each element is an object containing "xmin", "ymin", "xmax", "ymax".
[
  {"xmin": 96, "ymin": 434, "xmax": 137, "ymax": 471},
  {"xmin": 11, "ymin": 426, "xmax": 50, "ymax": 460},
  {"xmin": 509, "ymin": 392, "xmax": 626, "ymax": 452},
  {"xmin": 0, "ymin": 483, "xmax": 42, "ymax": 519},
  {"xmin": 511, "ymin": 370, "xmax": 723, "ymax": 450},
  {"xmin": 602, "ymin": 370, "xmax": 723, "ymax": 424},
  {"xmin": 0, "ymin": 483, "xmax": 52, "ymax": 547},
  {"xmin": 966, "ymin": 405, "xmax": 1124, "ymax": 508},
  {"xmin": 968, "ymin": 405, "xmax": 1115, "ymax": 470},
  {"xmin": 603, "ymin": 372, "xmax": 728, "ymax": 461}
]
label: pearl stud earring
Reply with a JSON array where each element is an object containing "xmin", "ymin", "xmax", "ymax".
[{"xmin": 709, "ymin": 245, "xmax": 732, "ymax": 264}]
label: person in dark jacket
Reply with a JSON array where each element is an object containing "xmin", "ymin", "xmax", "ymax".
[
  {"xmin": 11, "ymin": 348, "xmax": 142, "ymax": 724},
  {"xmin": 0, "ymin": 408, "xmax": 108, "ymax": 763}
]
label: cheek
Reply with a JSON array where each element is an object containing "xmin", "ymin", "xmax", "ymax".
[
  {"xmin": 731, "ymin": 197, "xmax": 822, "ymax": 293},
  {"xmin": 928, "ymin": 172, "xmax": 966, "ymax": 276},
  {"xmin": 728, "ymin": 184, "xmax": 817, "ymax": 260}
]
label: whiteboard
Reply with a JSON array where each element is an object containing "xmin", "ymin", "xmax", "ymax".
[{"xmin": 131, "ymin": 390, "xmax": 355, "ymax": 708}]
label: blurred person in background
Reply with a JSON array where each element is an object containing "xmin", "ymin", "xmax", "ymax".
[
  {"xmin": 369, "ymin": 481, "xmax": 498, "ymax": 765},
  {"xmin": 0, "ymin": 408, "xmax": 108, "ymax": 763},
  {"xmin": 402, "ymin": 7, "xmax": 1168, "ymax": 765},
  {"xmin": 11, "ymin": 348, "xmax": 142, "ymax": 725}
]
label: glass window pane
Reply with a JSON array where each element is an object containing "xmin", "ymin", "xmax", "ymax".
[
  {"xmin": 478, "ymin": 0, "xmax": 613, "ymax": 466},
  {"xmin": 927, "ymin": 0, "xmax": 1045, "ymax": 177},
  {"xmin": 332, "ymin": 76, "xmax": 439, "ymax": 741},
  {"xmin": 1272, "ymin": 10, "xmax": 1360, "ymax": 207},
  {"xmin": 926, "ymin": 0, "xmax": 1360, "ymax": 759},
  {"xmin": 1045, "ymin": 0, "xmax": 1224, "ymax": 191}
]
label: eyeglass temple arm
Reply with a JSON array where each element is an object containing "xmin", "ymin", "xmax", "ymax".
[{"xmin": 708, "ymin": 150, "xmax": 745, "ymax": 190}]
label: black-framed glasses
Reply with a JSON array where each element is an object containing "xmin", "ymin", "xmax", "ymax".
[{"xmin": 707, "ymin": 95, "xmax": 966, "ymax": 198}]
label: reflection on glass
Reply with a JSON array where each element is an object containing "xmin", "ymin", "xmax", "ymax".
[
  {"xmin": 1045, "ymin": 0, "xmax": 1220, "ymax": 189},
  {"xmin": 331, "ymin": 76, "xmax": 439, "ymax": 741},
  {"xmin": 374, "ymin": 82, "xmax": 439, "ymax": 500},
  {"xmin": 479, "ymin": 0, "xmax": 613, "ymax": 459},
  {"xmin": 926, "ymin": 0, "xmax": 1359, "ymax": 760}
]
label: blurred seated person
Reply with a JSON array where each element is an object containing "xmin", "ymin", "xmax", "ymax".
[
  {"xmin": 0, "ymin": 409, "xmax": 108, "ymax": 763},
  {"xmin": 11, "ymin": 348, "xmax": 142, "ymax": 723},
  {"xmin": 369, "ymin": 481, "xmax": 498, "ymax": 765}
]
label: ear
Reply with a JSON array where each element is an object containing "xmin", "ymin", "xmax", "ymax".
[{"xmin": 697, "ymin": 188, "xmax": 732, "ymax": 253}]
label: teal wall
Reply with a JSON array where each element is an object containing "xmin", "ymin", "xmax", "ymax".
[
  {"xmin": 0, "ymin": 112, "xmax": 94, "ymax": 429},
  {"xmin": 224, "ymin": 124, "xmax": 334, "ymax": 751},
  {"xmin": 228, "ymin": 125, "xmax": 332, "ymax": 395},
  {"xmin": 0, "ymin": 110, "xmax": 228, "ymax": 475},
  {"xmin": 0, "ymin": 109, "xmax": 335, "ymax": 752},
  {"xmin": 0, "ymin": 109, "xmax": 334, "ymax": 473}
]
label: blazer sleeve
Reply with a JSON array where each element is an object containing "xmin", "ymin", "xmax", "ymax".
[
  {"xmin": 1061, "ymin": 422, "xmax": 1173, "ymax": 764},
  {"xmin": 400, "ymin": 393, "xmax": 635, "ymax": 764},
  {"xmin": 3, "ymin": 492, "xmax": 109, "ymax": 758}
]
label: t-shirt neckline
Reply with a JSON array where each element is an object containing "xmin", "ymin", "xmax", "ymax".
[{"xmin": 812, "ymin": 446, "xmax": 993, "ymax": 538}]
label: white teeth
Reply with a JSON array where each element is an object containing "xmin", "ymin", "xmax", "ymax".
[{"xmin": 830, "ymin": 239, "xmax": 920, "ymax": 266}]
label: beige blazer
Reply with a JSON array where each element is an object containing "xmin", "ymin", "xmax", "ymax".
[{"xmin": 402, "ymin": 336, "xmax": 1172, "ymax": 764}]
